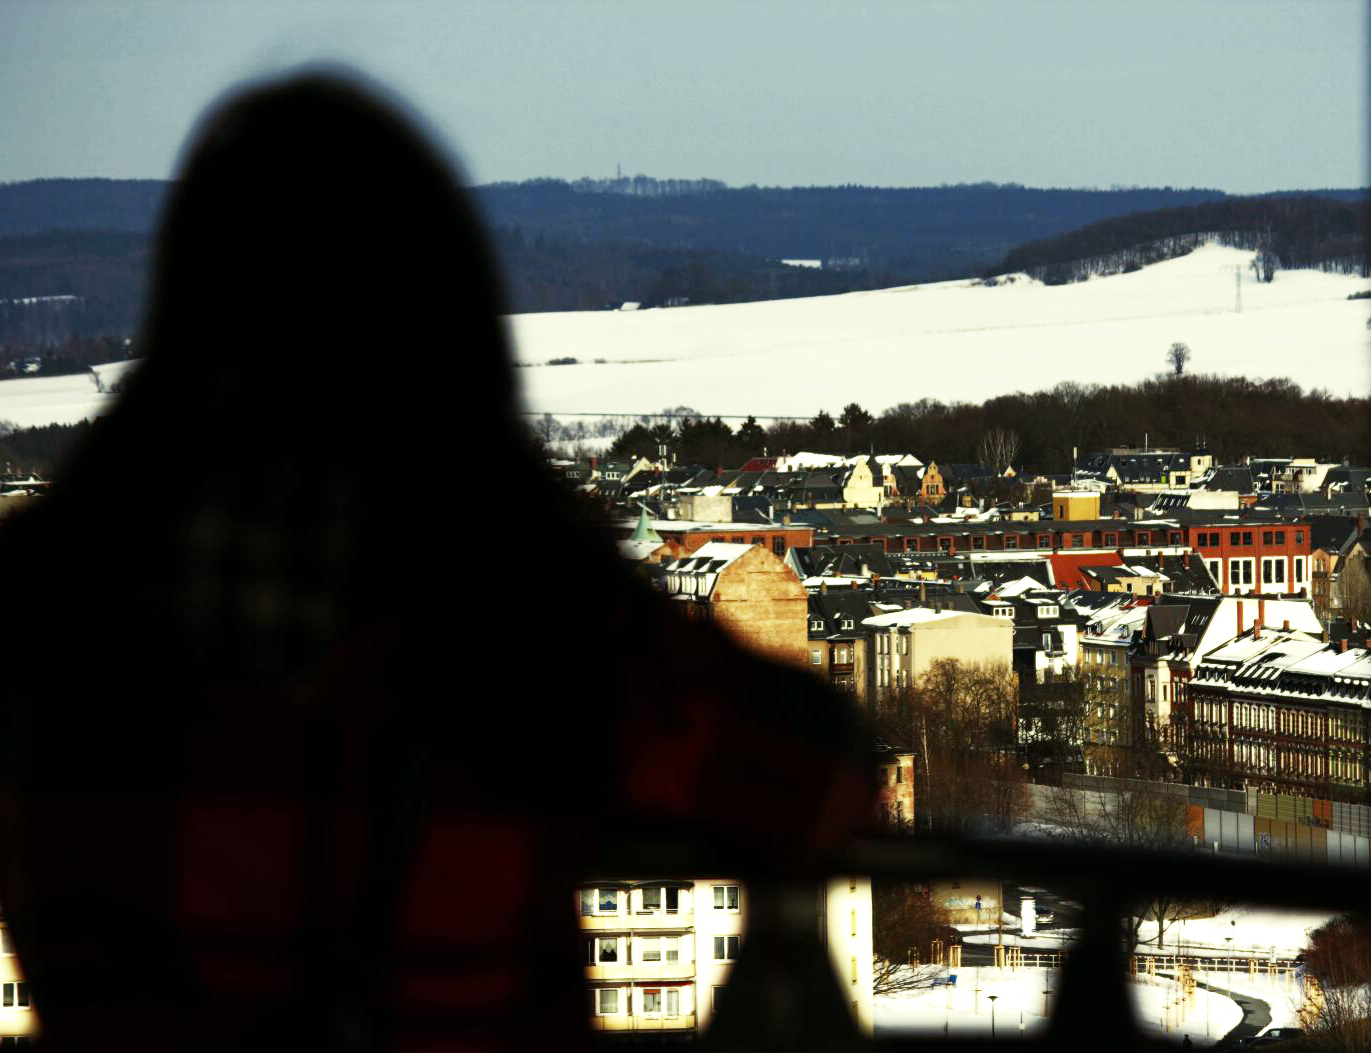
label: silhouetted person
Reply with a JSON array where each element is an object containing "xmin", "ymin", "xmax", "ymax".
[{"xmin": 0, "ymin": 71, "xmax": 874, "ymax": 1052}]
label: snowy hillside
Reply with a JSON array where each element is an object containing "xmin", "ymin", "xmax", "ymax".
[
  {"xmin": 511, "ymin": 244, "xmax": 1370, "ymax": 420},
  {"xmin": 0, "ymin": 244, "xmax": 1364, "ymax": 432}
]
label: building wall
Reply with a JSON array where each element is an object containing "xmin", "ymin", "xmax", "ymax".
[
  {"xmin": 930, "ymin": 879, "xmax": 1001, "ymax": 926},
  {"xmin": 712, "ymin": 546, "xmax": 808, "ymax": 668},
  {"xmin": 822, "ymin": 876, "xmax": 875, "ymax": 1035},
  {"xmin": 876, "ymin": 753, "xmax": 916, "ymax": 826},
  {"xmin": 676, "ymin": 493, "xmax": 733, "ymax": 523},
  {"xmin": 907, "ymin": 614, "xmax": 1015, "ymax": 681},
  {"xmin": 0, "ymin": 924, "xmax": 35, "ymax": 1041},
  {"xmin": 1188, "ymin": 522, "xmax": 1313, "ymax": 595},
  {"xmin": 668, "ymin": 527, "xmax": 815, "ymax": 558}
]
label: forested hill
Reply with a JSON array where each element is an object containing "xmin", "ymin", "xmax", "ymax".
[
  {"xmin": 994, "ymin": 195, "xmax": 1369, "ymax": 284},
  {"xmin": 1, "ymin": 177, "xmax": 1366, "ymax": 337}
]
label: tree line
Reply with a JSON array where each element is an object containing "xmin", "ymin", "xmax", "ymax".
[
  {"xmin": 603, "ymin": 375, "xmax": 1370, "ymax": 473},
  {"xmin": 997, "ymin": 195, "xmax": 1369, "ymax": 283}
]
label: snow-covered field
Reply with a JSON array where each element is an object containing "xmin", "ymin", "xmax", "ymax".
[
  {"xmin": 0, "ymin": 244, "xmax": 1364, "ymax": 433},
  {"xmin": 511, "ymin": 244, "xmax": 1370, "ymax": 419},
  {"xmin": 1135, "ymin": 906, "xmax": 1334, "ymax": 959},
  {"xmin": 0, "ymin": 372, "xmax": 117, "ymax": 429},
  {"xmin": 874, "ymin": 966, "xmax": 1244, "ymax": 1045}
]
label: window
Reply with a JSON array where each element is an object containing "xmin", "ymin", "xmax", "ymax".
[
  {"xmin": 1104, "ymin": 532, "xmax": 1117, "ymax": 546},
  {"xmin": 1042, "ymin": 633, "xmax": 1052, "ymax": 651},
  {"xmin": 641, "ymin": 937, "xmax": 662, "ymax": 962},
  {"xmin": 1275, "ymin": 530, "xmax": 1285, "ymax": 544},
  {"xmin": 714, "ymin": 885, "xmax": 740, "ymax": 910},
  {"xmin": 1295, "ymin": 531, "xmax": 1304, "ymax": 545},
  {"xmin": 731, "ymin": 536, "xmax": 745, "ymax": 544},
  {"xmin": 841, "ymin": 617, "xmax": 854, "ymax": 630},
  {"xmin": 1243, "ymin": 532, "xmax": 1252, "ymax": 545},
  {"xmin": 810, "ymin": 618, "xmax": 824, "ymax": 631},
  {"xmin": 1137, "ymin": 532, "xmax": 1150, "ymax": 545},
  {"xmin": 751, "ymin": 536, "xmax": 764, "ymax": 547},
  {"xmin": 666, "ymin": 887, "xmax": 680, "ymax": 913},
  {"xmin": 580, "ymin": 889, "xmax": 595, "ymax": 916},
  {"xmin": 583, "ymin": 938, "xmax": 597, "ymax": 965},
  {"xmin": 1294, "ymin": 557, "xmax": 1305, "ymax": 583},
  {"xmin": 598, "ymin": 888, "xmax": 619, "ymax": 913},
  {"xmin": 1, "ymin": 982, "xmax": 29, "ymax": 1008},
  {"xmin": 772, "ymin": 537, "xmax": 785, "ymax": 557},
  {"xmin": 1263, "ymin": 531, "xmax": 1273, "ymax": 545},
  {"xmin": 810, "ymin": 648, "xmax": 822, "ymax": 665},
  {"xmin": 1038, "ymin": 604, "xmax": 1059, "ymax": 619},
  {"xmin": 972, "ymin": 536, "xmax": 984, "ymax": 550},
  {"xmin": 597, "ymin": 988, "xmax": 619, "ymax": 1015},
  {"xmin": 666, "ymin": 989, "xmax": 680, "ymax": 1016},
  {"xmin": 1230, "ymin": 531, "xmax": 1241, "ymax": 546},
  {"xmin": 1071, "ymin": 534, "xmax": 1084, "ymax": 548},
  {"xmin": 643, "ymin": 989, "xmax": 661, "ymax": 1014},
  {"xmin": 598, "ymin": 938, "xmax": 618, "ymax": 963},
  {"xmin": 641, "ymin": 887, "xmax": 662, "ymax": 912},
  {"xmin": 664, "ymin": 935, "xmax": 680, "ymax": 962},
  {"xmin": 0, "ymin": 929, "xmax": 10, "ymax": 956},
  {"xmin": 1037, "ymin": 535, "xmax": 1051, "ymax": 548},
  {"xmin": 714, "ymin": 935, "xmax": 740, "ymax": 960},
  {"xmin": 1005, "ymin": 536, "xmax": 1018, "ymax": 550},
  {"xmin": 895, "ymin": 764, "xmax": 903, "ymax": 783}
]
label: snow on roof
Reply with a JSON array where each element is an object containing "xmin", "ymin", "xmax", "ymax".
[
  {"xmin": 864, "ymin": 607, "xmax": 991, "ymax": 628},
  {"xmin": 617, "ymin": 539, "xmax": 664, "ymax": 561}
]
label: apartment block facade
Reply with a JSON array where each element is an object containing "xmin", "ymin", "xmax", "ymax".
[{"xmin": 577, "ymin": 878, "xmax": 873, "ymax": 1035}]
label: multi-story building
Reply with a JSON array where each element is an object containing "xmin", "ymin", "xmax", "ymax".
[
  {"xmin": 0, "ymin": 921, "xmax": 34, "ymax": 1047},
  {"xmin": 1184, "ymin": 519, "xmax": 1314, "ymax": 597},
  {"xmin": 577, "ymin": 879, "xmax": 873, "ymax": 1035},
  {"xmin": 1188, "ymin": 630, "xmax": 1371, "ymax": 801},
  {"xmin": 663, "ymin": 542, "xmax": 808, "ymax": 668},
  {"xmin": 862, "ymin": 607, "xmax": 1013, "ymax": 698}
]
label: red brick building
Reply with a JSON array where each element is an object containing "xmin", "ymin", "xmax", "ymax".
[{"xmin": 1185, "ymin": 520, "xmax": 1313, "ymax": 596}]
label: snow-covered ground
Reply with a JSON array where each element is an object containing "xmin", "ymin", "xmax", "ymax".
[
  {"xmin": 1135, "ymin": 906, "xmax": 1334, "ymax": 959},
  {"xmin": 0, "ymin": 372, "xmax": 117, "ymax": 429},
  {"xmin": 0, "ymin": 244, "xmax": 1364, "ymax": 433},
  {"xmin": 511, "ymin": 244, "xmax": 1370, "ymax": 420},
  {"xmin": 874, "ymin": 965, "xmax": 1244, "ymax": 1045}
]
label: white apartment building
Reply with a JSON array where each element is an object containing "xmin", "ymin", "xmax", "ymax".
[
  {"xmin": 0, "ymin": 923, "xmax": 34, "ymax": 1047},
  {"xmin": 577, "ymin": 877, "xmax": 873, "ymax": 1035}
]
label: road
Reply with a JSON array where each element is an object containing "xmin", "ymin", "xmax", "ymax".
[{"xmin": 1160, "ymin": 971, "xmax": 1271, "ymax": 1047}]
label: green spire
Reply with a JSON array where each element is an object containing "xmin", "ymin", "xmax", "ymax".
[{"xmin": 630, "ymin": 502, "xmax": 662, "ymax": 543}]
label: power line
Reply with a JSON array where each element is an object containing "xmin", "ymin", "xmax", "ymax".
[{"xmin": 516, "ymin": 410, "xmax": 815, "ymax": 421}]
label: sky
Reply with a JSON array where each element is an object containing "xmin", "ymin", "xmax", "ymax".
[{"xmin": 1, "ymin": 0, "xmax": 1367, "ymax": 192}]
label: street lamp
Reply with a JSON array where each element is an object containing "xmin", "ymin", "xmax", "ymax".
[
  {"xmin": 988, "ymin": 994, "xmax": 999, "ymax": 1038},
  {"xmin": 1225, "ymin": 936, "xmax": 1233, "ymax": 1003}
]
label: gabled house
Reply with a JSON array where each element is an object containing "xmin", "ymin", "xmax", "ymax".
[{"xmin": 663, "ymin": 542, "xmax": 808, "ymax": 667}]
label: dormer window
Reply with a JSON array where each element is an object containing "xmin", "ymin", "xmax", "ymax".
[
  {"xmin": 1038, "ymin": 605, "xmax": 1059, "ymax": 619},
  {"xmin": 993, "ymin": 607, "xmax": 1014, "ymax": 620},
  {"xmin": 841, "ymin": 618, "xmax": 854, "ymax": 630},
  {"xmin": 811, "ymin": 618, "xmax": 825, "ymax": 631}
]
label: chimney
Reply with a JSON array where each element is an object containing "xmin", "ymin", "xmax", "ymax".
[
  {"xmin": 1282, "ymin": 619, "xmax": 1290, "ymax": 632},
  {"xmin": 1339, "ymin": 638, "xmax": 1348, "ymax": 653},
  {"xmin": 850, "ymin": 580, "xmax": 858, "ymax": 590},
  {"xmin": 820, "ymin": 580, "xmax": 828, "ymax": 594},
  {"xmin": 1257, "ymin": 596, "xmax": 1266, "ymax": 635},
  {"xmin": 1237, "ymin": 600, "xmax": 1244, "ymax": 637},
  {"xmin": 589, "ymin": 455, "xmax": 598, "ymax": 469},
  {"xmin": 919, "ymin": 581, "xmax": 927, "ymax": 604},
  {"xmin": 1183, "ymin": 551, "xmax": 1190, "ymax": 569}
]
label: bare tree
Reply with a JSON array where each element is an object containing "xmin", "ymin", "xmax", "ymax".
[
  {"xmin": 872, "ymin": 881, "xmax": 955, "ymax": 995},
  {"xmin": 1338, "ymin": 550, "xmax": 1371, "ymax": 626},
  {"xmin": 1299, "ymin": 914, "xmax": 1371, "ymax": 1050},
  {"xmin": 1046, "ymin": 784, "xmax": 1193, "ymax": 953},
  {"xmin": 1167, "ymin": 342, "xmax": 1191, "ymax": 376},
  {"xmin": 976, "ymin": 427, "xmax": 1021, "ymax": 473},
  {"xmin": 879, "ymin": 659, "xmax": 1025, "ymax": 835}
]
